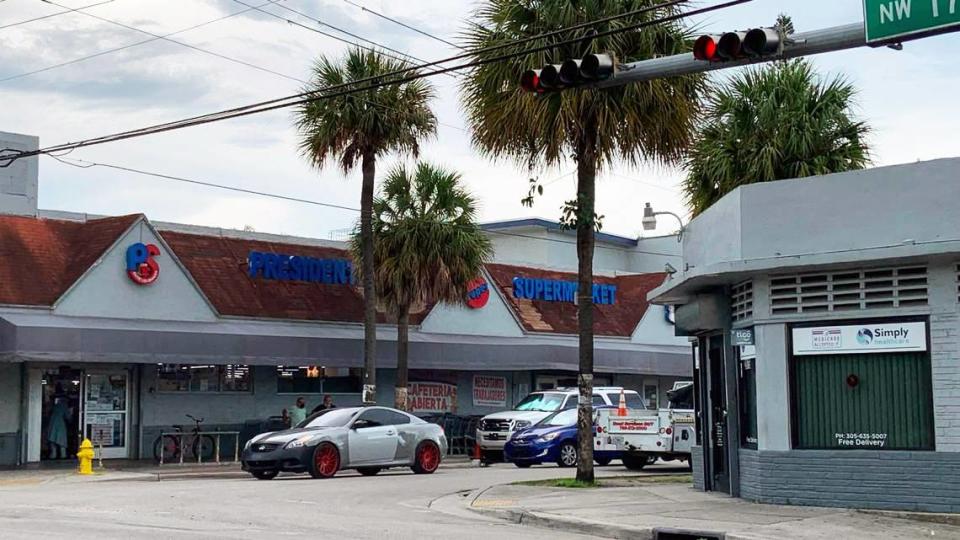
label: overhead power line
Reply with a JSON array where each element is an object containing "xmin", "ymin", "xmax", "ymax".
[
  {"xmin": 1, "ymin": 0, "xmax": 748, "ymax": 165},
  {"xmin": 0, "ymin": 0, "xmax": 289, "ymax": 84},
  {"xmin": 0, "ymin": 0, "xmax": 115, "ymax": 31},
  {"xmin": 342, "ymin": 0, "xmax": 464, "ymax": 50},
  {"xmin": 46, "ymin": 154, "xmax": 679, "ymax": 257},
  {"xmin": 234, "ymin": 0, "xmax": 457, "ymax": 78}
]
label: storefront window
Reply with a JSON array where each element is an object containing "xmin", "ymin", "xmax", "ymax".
[
  {"xmin": 155, "ymin": 365, "xmax": 251, "ymax": 393},
  {"xmin": 790, "ymin": 321, "xmax": 934, "ymax": 451},
  {"xmin": 276, "ymin": 366, "xmax": 362, "ymax": 394}
]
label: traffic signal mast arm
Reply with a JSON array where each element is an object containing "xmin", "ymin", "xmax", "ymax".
[{"xmin": 594, "ymin": 23, "xmax": 866, "ymax": 89}]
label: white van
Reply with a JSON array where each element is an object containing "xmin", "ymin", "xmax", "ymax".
[{"xmin": 476, "ymin": 386, "xmax": 645, "ymax": 463}]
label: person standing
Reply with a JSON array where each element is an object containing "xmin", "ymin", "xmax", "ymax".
[
  {"xmin": 47, "ymin": 396, "xmax": 71, "ymax": 459},
  {"xmin": 310, "ymin": 395, "xmax": 336, "ymax": 415},
  {"xmin": 288, "ymin": 397, "xmax": 308, "ymax": 428}
]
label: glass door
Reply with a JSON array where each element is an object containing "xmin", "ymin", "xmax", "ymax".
[{"xmin": 83, "ymin": 371, "xmax": 129, "ymax": 459}]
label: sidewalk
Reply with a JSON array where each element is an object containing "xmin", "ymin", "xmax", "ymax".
[
  {"xmin": 467, "ymin": 478, "xmax": 960, "ymax": 539},
  {"xmin": 0, "ymin": 454, "xmax": 475, "ymax": 484}
]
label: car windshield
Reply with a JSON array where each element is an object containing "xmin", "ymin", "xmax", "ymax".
[
  {"xmin": 624, "ymin": 393, "xmax": 646, "ymax": 410},
  {"xmin": 299, "ymin": 407, "xmax": 360, "ymax": 429},
  {"xmin": 514, "ymin": 392, "xmax": 566, "ymax": 412},
  {"xmin": 538, "ymin": 408, "xmax": 577, "ymax": 427}
]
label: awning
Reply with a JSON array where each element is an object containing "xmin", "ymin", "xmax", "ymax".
[{"xmin": 0, "ymin": 313, "xmax": 691, "ymax": 376}]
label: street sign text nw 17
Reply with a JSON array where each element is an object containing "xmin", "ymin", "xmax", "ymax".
[{"xmin": 864, "ymin": 0, "xmax": 960, "ymax": 44}]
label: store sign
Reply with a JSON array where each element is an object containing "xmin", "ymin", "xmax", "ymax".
[
  {"xmin": 511, "ymin": 277, "xmax": 617, "ymax": 305},
  {"xmin": 836, "ymin": 432, "xmax": 888, "ymax": 448},
  {"xmin": 125, "ymin": 243, "xmax": 160, "ymax": 285},
  {"xmin": 792, "ymin": 321, "xmax": 927, "ymax": 356},
  {"xmin": 466, "ymin": 277, "xmax": 490, "ymax": 309},
  {"xmin": 247, "ymin": 251, "xmax": 352, "ymax": 285},
  {"xmin": 407, "ymin": 382, "xmax": 457, "ymax": 414},
  {"xmin": 731, "ymin": 327, "xmax": 755, "ymax": 346},
  {"xmin": 473, "ymin": 375, "xmax": 506, "ymax": 407}
]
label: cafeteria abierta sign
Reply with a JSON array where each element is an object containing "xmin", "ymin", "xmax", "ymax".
[{"xmin": 792, "ymin": 321, "xmax": 927, "ymax": 355}]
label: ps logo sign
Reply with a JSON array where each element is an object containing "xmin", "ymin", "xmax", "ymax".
[{"xmin": 126, "ymin": 242, "xmax": 161, "ymax": 286}]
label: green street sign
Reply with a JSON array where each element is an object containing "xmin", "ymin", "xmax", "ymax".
[{"xmin": 864, "ymin": 0, "xmax": 960, "ymax": 43}]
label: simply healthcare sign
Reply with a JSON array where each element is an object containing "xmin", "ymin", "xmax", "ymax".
[{"xmin": 792, "ymin": 321, "xmax": 927, "ymax": 355}]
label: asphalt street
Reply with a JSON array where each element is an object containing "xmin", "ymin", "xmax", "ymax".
[{"xmin": 0, "ymin": 462, "xmax": 688, "ymax": 539}]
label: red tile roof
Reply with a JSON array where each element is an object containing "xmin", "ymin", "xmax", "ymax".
[
  {"xmin": 0, "ymin": 214, "xmax": 139, "ymax": 306},
  {"xmin": 485, "ymin": 263, "xmax": 667, "ymax": 337},
  {"xmin": 159, "ymin": 231, "xmax": 430, "ymax": 324},
  {"xmin": 0, "ymin": 214, "xmax": 661, "ymax": 334}
]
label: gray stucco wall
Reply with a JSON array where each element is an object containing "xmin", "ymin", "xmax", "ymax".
[
  {"xmin": 739, "ymin": 449, "xmax": 960, "ymax": 513},
  {"xmin": 0, "ymin": 363, "xmax": 21, "ymax": 466},
  {"xmin": 680, "ymin": 158, "xmax": 960, "ymax": 272}
]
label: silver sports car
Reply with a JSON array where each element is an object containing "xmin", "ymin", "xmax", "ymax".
[{"xmin": 241, "ymin": 406, "xmax": 447, "ymax": 480}]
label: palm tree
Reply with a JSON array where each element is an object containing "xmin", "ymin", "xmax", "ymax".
[
  {"xmin": 296, "ymin": 48, "xmax": 437, "ymax": 404},
  {"xmin": 352, "ymin": 162, "xmax": 493, "ymax": 410},
  {"xmin": 683, "ymin": 59, "xmax": 870, "ymax": 217},
  {"xmin": 461, "ymin": 0, "xmax": 704, "ymax": 482}
]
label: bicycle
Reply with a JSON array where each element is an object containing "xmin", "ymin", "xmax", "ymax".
[{"xmin": 153, "ymin": 414, "xmax": 216, "ymax": 463}]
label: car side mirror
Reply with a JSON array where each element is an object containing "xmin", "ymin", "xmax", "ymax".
[{"xmin": 351, "ymin": 420, "xmax": 369, "ymax": 430}]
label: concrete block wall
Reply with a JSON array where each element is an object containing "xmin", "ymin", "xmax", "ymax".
[
  {"xmin": 931, "ymin": 311, "xmax": 960, "ymax": 451},
  {"xmin": 739, "ymin": 449, "xmax": 960, "ymax": 513},
  {"xmin": 690, "ymin": 446, "xmax": 705, "ymax": 491}
]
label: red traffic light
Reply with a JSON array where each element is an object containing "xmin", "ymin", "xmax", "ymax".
[
  {"xmin": 520, "ymin": 69, "xmax": 542, "ymax": 93},
  {"xmin": 693, "ymin": 35, "xmax": 720, "ymax": 61},
  {"xmin": 696, "ymin": 28, "xmax": 782, "ymax": 62}
]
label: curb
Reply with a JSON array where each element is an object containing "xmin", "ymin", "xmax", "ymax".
[
  {"xmin": 858, "ymin": 510, "xmax": 960, "ymax": 527},
  {"xmin": 469, "ymin": 504, "xmax": 657, "ymax": 540}
]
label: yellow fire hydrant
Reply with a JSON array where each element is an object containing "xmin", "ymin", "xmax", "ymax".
[{"xmin": 77, "ymin": 438, "xmax": 95, "ymax": 475}]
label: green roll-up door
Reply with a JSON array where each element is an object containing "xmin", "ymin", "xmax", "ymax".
[{"xmin": 794, "ymin": 352, "xmax": 934, "ymax": 450}]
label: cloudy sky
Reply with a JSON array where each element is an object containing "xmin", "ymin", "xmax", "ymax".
[{"xmin": 2, "ymin": 0, "xmax": 958, "ymax": 240}]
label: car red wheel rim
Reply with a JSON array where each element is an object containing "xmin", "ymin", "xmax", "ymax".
[
  {"xmin": 315, "ymin": 444, "xmax": 339, "ymax": 477},
  {"xmin": 418, "ymin": 444, "xmax": 440, "ymax": 472}
]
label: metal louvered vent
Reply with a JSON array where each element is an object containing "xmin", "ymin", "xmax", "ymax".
[
  {"xmin": 770, "ymin": 266, "xmax": 928, "ymax": 315},
  {"xmin": 731, "ymin": 280, "xmax": 754, "ymax": 322}
]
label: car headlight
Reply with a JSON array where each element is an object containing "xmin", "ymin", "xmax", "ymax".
[
  {"xmin": 539, "ymin": 432, "xmax": 560, "ymax": 442},
  {"xmin": 285, "ymin": 436, "xmax": 314, "ymax": 449},
  {"xmin": 513, "ymin": 420, "xmax": 531, "ymax": 430}
]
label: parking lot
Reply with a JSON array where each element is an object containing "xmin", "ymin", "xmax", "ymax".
[{"xmin": 0, "ymin": 461, "xmax": 689, "ymax": 539}]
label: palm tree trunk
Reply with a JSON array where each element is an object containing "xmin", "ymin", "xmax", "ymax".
[
  {"xmin": 360, "ymin": 150, "xmax": 377, "ymax": 404},
  {"xmin": 395, "ymin": 306, "xmax": 410, "ymax": 411},
  {"xmin": 575, "ymin": 119, "xmax": 598, "ymax": 484}
]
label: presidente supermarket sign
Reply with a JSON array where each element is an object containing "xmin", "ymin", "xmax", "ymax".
[
  {"xmin": 247, "ymin": 251, "xmax": 353, "ymax": 285},
  {"xmin": 792, "ymin": 321, "xmax": 927, "ymax": 356},
  {"xmin": 512, "ymin": 276, "xmax": 617, "ymax": 305}
]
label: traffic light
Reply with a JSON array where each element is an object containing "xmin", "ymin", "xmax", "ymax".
[
  {"xmin": 692, "ymin": 27, "xmax": 782, "ymax": 62},
  {"xmin": 519, "ymin": 53, "xmax": 616, "ymax": 93}
]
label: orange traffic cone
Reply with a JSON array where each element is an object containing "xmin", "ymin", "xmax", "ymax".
[
  {"xmin": 618, "ymin": 389, "xmax": 627, "ymax": 417},
  {"xmin": 472, "ymin": 442, "xmax": 482, "ymax": 461}
]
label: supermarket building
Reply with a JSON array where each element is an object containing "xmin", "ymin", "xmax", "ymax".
[
  {"xmin": 651, "ymin": 158, "xmax": 960, "ymax": 513},
  {"xmin": 0, "ymin": 131, "xmax": 690, "ymax": 465}
]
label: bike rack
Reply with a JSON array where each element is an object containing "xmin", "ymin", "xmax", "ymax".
[{"xmin": 157, "ymin": 431, "xmax": 241, "ymax": 466}]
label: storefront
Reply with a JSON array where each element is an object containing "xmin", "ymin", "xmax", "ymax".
[
  {"xmin": 0, "ymin": 152, "xmax": 691, "ymax": 466},
  {"xmin": 650, "ymin": 158, "xmax": 960, "ymax": 513}
]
